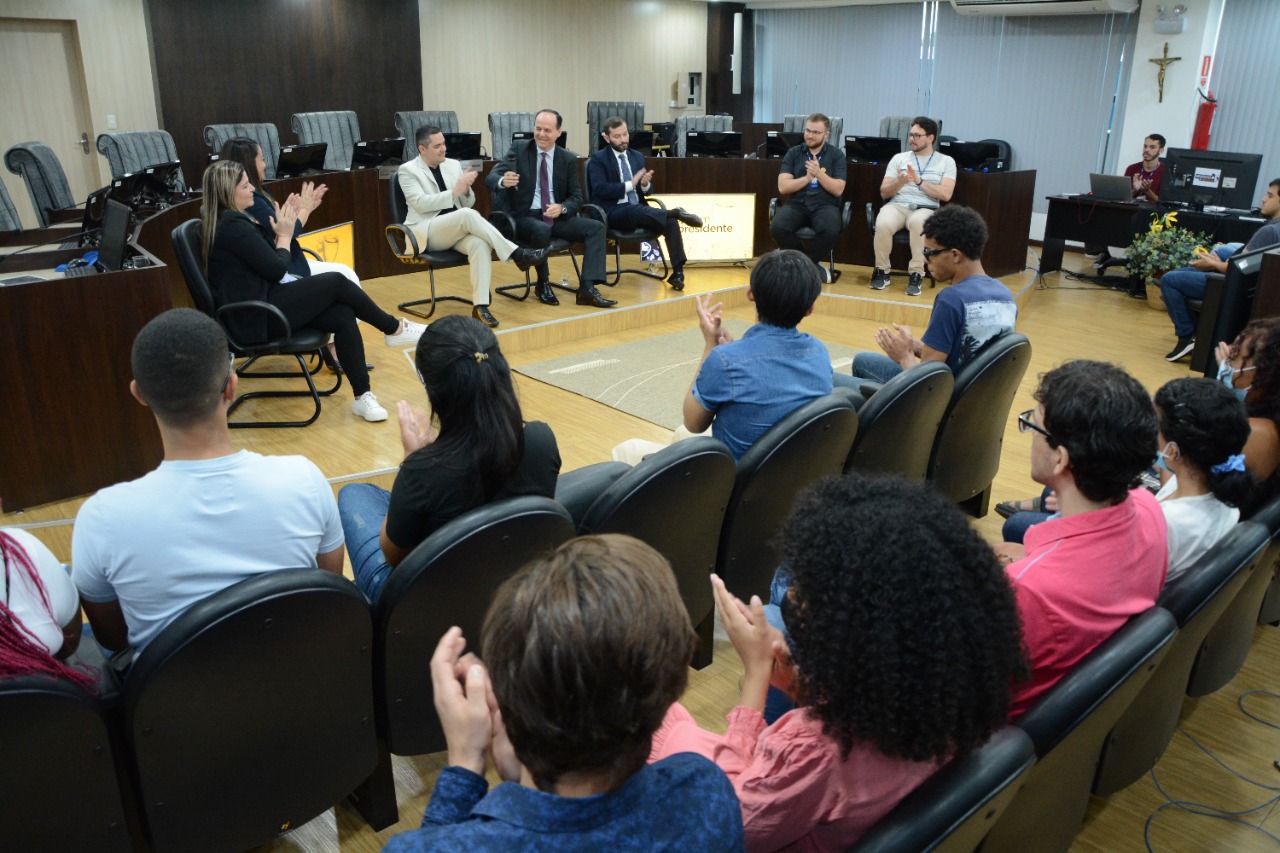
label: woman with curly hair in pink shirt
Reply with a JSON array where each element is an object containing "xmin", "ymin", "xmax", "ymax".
[{"xmin": 651, "ymin": 474, "xmax": 1028, "ymax": 852}]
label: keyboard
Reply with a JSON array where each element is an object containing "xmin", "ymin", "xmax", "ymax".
[{"xmin": 64, "ymin": 263, "xmax": 99, "ymax": 277}]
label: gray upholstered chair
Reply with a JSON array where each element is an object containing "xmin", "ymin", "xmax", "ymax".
[
  {"xmin": 95, "ymin": 130, "xmax": 186, "ymax": 189},
  {"xmin": 203, "ymin": 123, "xmax": 282, "ymax": 179},
  {"xmin": 0, "ymin": 180, "xmax": 22, "ymax": 231},
  {"xmin": 783, "ymin": 114, "xmax": 844, "ymax": 143},
  {"xmin": 3, "ymin": 142, "xmax": 78, "ymax": 228},
  {"xmin": 290, "ymin": 111, "xmax": 361, "ymax": 171},
  {"xmin": 586, "ymin": 101, "xmax": 644, "ymax": 153},
  {"xmin": 393, "ymin": 111, "xmax": 459, "ymax": 162},
  {"xmin": 675, "ymin": 114, "xmax": 734, "ymax": 157},
  {"xmin": 487, "ymin": 112, "xmax": 535, "ymax": 162},
  {"xmin": 879, "ymin": 115, "xmax": 942, "ymax": 149}
]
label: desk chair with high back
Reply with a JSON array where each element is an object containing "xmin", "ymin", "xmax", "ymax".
[
  {"xmin": 171, "ymin": 219, "xmax": 341, "ymax": 428},
  {"xmin": 866, "ymin": 201, "xmax": 937, "ymax": 289},
  {"xmin": 839, "ymin": 361, "xmax": 953, "ymax": 481},
  {"xmin": 122, "ymin": 568, "xmax": 383, "ymax": 850},
  {"xmin": 384, "ymin": 173, "xmax": 472, "ymax": 320},
  {"xmin": 1187, "ymin": 242, "xmax": 1280, "ymax": 373},
  {"xmin": 96, "ymin": 130, "xmax": 186, "ymax": 189},
  {"xmin": 716, "ymin": 394, "xmax": 858, "ymax": 603},
  {"xmin": 783, "ymin": 114, "xmax": 844, "ymax": 143},
  {"xmin": 582, "ymin": 161, "xmax": 669, "ymax": 286},
  {"xmin": 769, "ymin": 197, "xmax": 853, "ymax": 283},
  {"xmin": 349, "ymin": 496, "xmax": 575, "ymax": 826},
  {"xmin": 587, "ymin": 101, "xmax": 644, "ymax": 153},
  {"xmin": 487, "ymin": 111, "xmax": 535, "ymax": 163},
  {"xmin": 203, "ymin": 123, "xmax": 281, "ymax": 179},
  {"xmin": 926, "ymin": 333, "xmax": 1032, "ymax": 517},
  {"xmin": 674, "ymin": 114, "xmax": 733, "ymax": 157},
  {"xmin": 0, "ymin": 180, "xmax": 21, "ymax": 231},
  {"xmin": 394, "ymin": 111, "xmax": 460, "ymax": 162},
  {"xmin": 980, "ymin": 607, "xmax": 1177, "ymax": 853},
  {"xmin": 291, "ymin": 111, "xmax": 361, "ymax": 171},
  {"xmin": 4, "ymin": 142, "xmax": 80, "ymax": 227}
]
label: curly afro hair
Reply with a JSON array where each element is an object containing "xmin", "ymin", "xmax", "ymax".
[
  {"xmin": 1234, "ymin": 317, "xmax": 1280, "ymax": 424},
  {"xmin": 778, "ymin": 474, "xmax": 1028, "ymax": 763}
]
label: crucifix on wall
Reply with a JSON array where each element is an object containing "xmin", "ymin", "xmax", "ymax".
[{"xmin": 1149, "ymin": 41, "xmax": 1182, "ymax": 103}]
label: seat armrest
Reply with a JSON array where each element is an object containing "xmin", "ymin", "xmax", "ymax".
[
  {"xmin": 581, "ymin": 202, "xmax": 609, "ymax": 225},
  {"xmin": 841, "ymin": 200, "xmax": 853, "ymax": 229},
  {"xmin": 555, "ymin": 462, "xmax": 631, "ymax": 528},
  {"xmin": 487, "ymin": 210, "xmax": 517, "ymax": 241},
  {"xmin": 385, "ymin": 222, "xmax": 422, "ymax": 259},
  {"xmin": 215, "ymin": 300, "xmax": 293, "ymax": 350},
  {"xmin": 643, "ymin": 197, "xmax": 667, "ymax": 212},
  {"xmin": 859, "ymin": 381, "xmax": 883, "ymax": 399},
  {"xmin": 769, "ymin": 197, "xmax": 778, "ymax": 223},
  {"xmin": 300, "ymin": 247, "xmax": 321, "ymax": 261}
]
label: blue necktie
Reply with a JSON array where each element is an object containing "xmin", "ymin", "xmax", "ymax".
[{"xmin": 618, "ymin": 153, "xmax": 639, "ymax": 205}]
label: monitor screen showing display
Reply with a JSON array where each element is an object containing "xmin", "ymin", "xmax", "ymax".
[
  {"xmin": 938, "ymin": 140, "xmax": 1001, "ymax": 171},
  {"xmin": 764, "ymin": 132, "xmax": 801, "ymax": 159},
  {"xmin": 1163, "ymin": 147, "xmax": 1263, "ymax": 210},
  {"xmin": 441, "ymin": 132, "xmax": 483, "ymax": 160},
  {"xmin": 686, "ymin": 131, "xmax": 743, "ymax": 158},
  {"xmin": 843, "ymin": 136, "xmax": 901, "ymax": 165}
]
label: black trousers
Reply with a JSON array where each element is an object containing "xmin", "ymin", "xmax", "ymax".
[
  {"xmin": 771, "ymin": 203, "xmax": 842, "ymax": 264},
  {"xmin": 513, "ymin": 212, "xmax": 608, "ymax": 285},
  {"xmin": 606, "ymin": 203, "xmax": 688, "ymax": 270},
  {"xmin": 267, "ymin": 272, "xmax": 398, "ymax": 397}
]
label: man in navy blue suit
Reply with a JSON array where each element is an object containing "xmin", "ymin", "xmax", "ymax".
[{"xmin": 586, "ymin": 116, "xmax": 703, "ymax": 291}]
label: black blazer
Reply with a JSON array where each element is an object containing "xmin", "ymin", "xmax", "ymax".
[
  {"xmin": 586, "ymin": 145, "xmax": 649, "ymax": 206},
  {"xmin": 208, "ymin": 208, "xmax": 290, "ymax": 341},
  {"xmin": 487, "ymin": 140, "xmax": 583, "ymax": 218}
]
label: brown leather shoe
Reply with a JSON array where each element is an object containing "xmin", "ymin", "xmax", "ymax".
[
  {"xmin": 576, "ymin": 284, "xmax": 617, "ymax": 308},
  {"xmin": 472, "ymin": 304, "xmax": 499, "ymax": 327}
]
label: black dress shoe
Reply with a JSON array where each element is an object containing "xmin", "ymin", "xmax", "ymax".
[
  {"xmin": 667, "ymin": 270, "xmax": 685, "ymax": 291},
  {"xmin": 536, "ymin": 280, "xmax": 559, "ymax": 306},
  {"xmin": 670, "ymin": 207, "xmax": 704, "ymax": 229},
  {"xmin": 576, "ymin": 284, "xmax": 617, "ymax": 308},
  {"xmin": 472, "ymin": 304, "xmax": 500, "ymax": 327},
  {"xmin": 510, "ymin": 246, "xmax": 550, "ymax": 272}
]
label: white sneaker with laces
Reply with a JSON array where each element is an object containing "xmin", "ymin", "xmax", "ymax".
[
  {"xmin": 351, "ymin": 392, "xmax": 388, "ymax": 422},
  {"xmin": 385, "ymin": 318, "xmax": 428, "ymax": 347}
]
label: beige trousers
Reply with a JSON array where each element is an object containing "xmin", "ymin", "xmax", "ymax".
[
  {"xmin": 411, "ymin": 208, "xmax": 518, "ymax": 306},
  {"xmin": 873, "ymin": 204, "xmax": 936, "ymax": 275}
]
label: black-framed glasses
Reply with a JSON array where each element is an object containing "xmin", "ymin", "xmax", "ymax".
[
  {"xmin": 1017, "ymin": 408, "xmax": 1052, "ymax": 440},
  {"xmin": 908, "ymin": 132, "xmax": 927, "ymax": 139},
  {"xmin": 221, "ymin": 352, "xmax": 236, "ymax": 393},
  {"xmin": 921, "ymin": 246, "xmax": 950, "ymax": 259}
]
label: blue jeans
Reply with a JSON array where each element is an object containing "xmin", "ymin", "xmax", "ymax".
[
  {"xmin": 337, "ymin": 483, "xmax": 395, "ymax": 601},
  {"xmin": 1159, "ymin": 243, "xmax": 1242, "ymax": 337},
  {"xmin": 1001, "ymin": 486, "xmax": 1054, "ymax": 544},
  {"xmin": 762, "ymin": 566, "xmax": 796, "ymax": 724},
  {"xmin": 832, "ymin": 351, "xmax": 903, "ymax": 397}
]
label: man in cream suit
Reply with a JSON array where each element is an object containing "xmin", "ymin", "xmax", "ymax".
[{"xmin": 398, "ymin": 125, "xmax": 548, "ymax": 327}]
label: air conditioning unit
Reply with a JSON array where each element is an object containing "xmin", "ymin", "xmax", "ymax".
[{"xmin": 950, "ymin": 0, "xmax": 1138, "ymax": 15}]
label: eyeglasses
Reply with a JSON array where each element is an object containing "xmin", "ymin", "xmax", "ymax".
[
  {"xmin": 222, "ymin": 352, "xmax": 236, "ymax": 393},
  {"xmin": 1017, "ymin": 408, "xmax": 1052, "ymax": 440},
  {"xmin": 921, "ymin": 246, "xmax": 950, "ymax": 259},
  {"xmin": 908, "ymin": 132, "xmax": 928, "ymax": 139}
]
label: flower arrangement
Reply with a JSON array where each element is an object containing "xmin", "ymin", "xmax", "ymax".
[{"xmin": 1125, "ymin": 211, "xmax": 1213, "ymax": 283}]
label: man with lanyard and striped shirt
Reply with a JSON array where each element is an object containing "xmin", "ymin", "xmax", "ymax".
[{"xmin": 871, "ymin": 116, "xmax": 956, "ymax": 297}]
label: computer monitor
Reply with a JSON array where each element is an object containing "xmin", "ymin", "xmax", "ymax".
[
  {"xmin": 442, "ymin": 132, "xmax": 483, "ymax": 160},
  {"xmin": 276, "ymin": 143, "xmax": 328, "ymax": 177},
  {"xmin": 685, "ymin": 131, "xmax": 743, "ymax": 158},
  {"xmin": 511, "ymin": 131, "xmax": 567, "ymax": 151},
  {"xmin": 843, "ymin": 136, "xmax": 901, "ymax": 165},
  {"xmin": 627, "ymin": 130, "xmax": 656, "ymax": 156},
  {"xmin": 97, "ymin": 198, "xmax": 133, "ymax": 272},
  {"xmin": 350, "ymin": 137, "xmax": 405, "ymax": 170},
  {"xmin": 1163, "ymin": 147, "xmax": 1263, "ymax": 210},
  {"xmin": 938, "ymin": 140, "xmax": 1001, "ymax": 171},
  {"xmin": 108, "ymin": 161, "xmax": 185, "ymax": 216},
  {"xmin": 764, "ymin": 132, "xmax": 801, "ymax": 159}
]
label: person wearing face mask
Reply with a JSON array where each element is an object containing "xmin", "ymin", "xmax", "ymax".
[
  {"xmin": 1216, "ymin": 318, "xmax": 1280, "ymax": 486},
  {"xmin": 1152, "ymin": 378, "xmax": 1252, "ymax": 580},
  {"xmin": 1161, "ymin": 178, "xmax": 1280, "ymax": 363}
]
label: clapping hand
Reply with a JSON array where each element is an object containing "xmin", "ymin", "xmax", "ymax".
[
  {"xmin": 711, "ymin": 574, "xmax": 785, "ymax": 712},
  {"xmin": 904, "ymin": 163, "xmax": 919, "ymax": 185},
  {"xmin": 430, "ymin": 627, "xmax": 495, "ymax": 776},
  {"xmin": 875, "ymin": 323, "xmax": 917, "ymax": 363},
  {"xmin": 397, "ymin": 400, "xmax": 437, "ymax": 455},
  {"xmin": 694, "ymin": 294, "xmax": 733, "ymax": 348},
  {"xmin": 268, "ymin": 196, "xmax": 299, "ymax": 243}
]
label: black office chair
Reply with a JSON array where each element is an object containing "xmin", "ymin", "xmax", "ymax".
[
  {"xmin": 0, "ymin": 179, "xmax": 22, "ymax": 231},
  {"xmin": 576, "ymin": 438, "xmax": 737, "ymax": 669},
  {"xmin": 582, "ymin": 161, "xmax": 669, "ymax": 286},
  {"xmin": 866, "ymin": 201, "xmax": 937, "ymax": 289},
  {"xmin": 3, "ymin": 141, "xmax": 81, "ymax": 227},
  {"xmin": 385, "ymin": 171, "xmax": 472, "ymax": 320},
  {"xmin": 122, "ymin": 568, "xmax": 382, "ymax": 851},
  {"xmin": 926, "ymin": 334, "xmax": 1032, "ymax": 517},
  {"xmin": 487, "ymin": 208, "xmax": 582, "ymax": 301},
  {"xmin": 1186, "ymin": 243, "xmax": 1279, "ymax": 373},
  {"xmin": 171, "ymin": 219, "xmax": 341, "ymax": 428},
  {"xmin": 1186, "ymin": 495, "xmax": 1280, "ymax": 696},
  {"xmin": 840, "ymin": 362, "xmax": 953, "ymax": 481},
  {"xmin": 716, "ymin": 394, "xmax": 858, "ymax": 603},
  {"xmin": 768, "ymin": 197, "xmax": 853, "ymax": 282},
  {"xmin": 0, "ymin": 676, "xmax": 136, "ymax": 852},
  {"xmin": 1093, "ymin": 522, "xmax": 1269, "ymax": 795},
  {"xmin": 981, "ymin": 607, "xmax": 1178, "ymax": 853},
  {"xmin": 847, "ymin": 726, "xmax": 1035, "ymax": 853}
]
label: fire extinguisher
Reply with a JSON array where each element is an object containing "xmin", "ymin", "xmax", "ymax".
[{"xmin": 1192, "ymin": 89, "xmax": 1217, "ymax": 150}]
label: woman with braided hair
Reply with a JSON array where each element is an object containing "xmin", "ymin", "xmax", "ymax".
[
  {"xmin": 0, "ymin": 530, "xmax": 95, "ymax": 691},
  {"xmin": 337, "ymin": 314, "xmax": 560, "ymax": 601}
]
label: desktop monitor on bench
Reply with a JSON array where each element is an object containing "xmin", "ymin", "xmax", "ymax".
[
  {"xmin": 1163, "ymin": 147, "xmax": 1263, "ymax": 210},
  {"xmin": 442, "ymin": 132, "xmax": 483, "ymax": 160},
  {"xmin": 938, "ymin": 140, "xmax": 1003, "ymax": 172},
  {"xmin": 844, "ymin": 135, "xmax": 901, "ymax": 165},
  {"xmin": 351, "ymin": 137, "xmax": 405, "ymax": 170},
  {"xmin": 276, "ymin": 143, "xmax": 328, "ymax": 177},
  {"xmin": 764, "ymin": 132, "xmax": 801, "ymax": 159},
  {"xmin": 686, "ymin": 131, "xmax": 743, "ymax": 158}
]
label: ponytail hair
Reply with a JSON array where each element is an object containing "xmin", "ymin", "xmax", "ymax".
[
  {"xmin": 0, "ymin": 532, "xmax": 96, "ymax": 692},
  {"xmin": 1155, "ymin": 378, "xmax": 1254, "ymax": 508},
  {"xmin": 413, "ymin": 315, "xmax": 523, "ymax": 501}
]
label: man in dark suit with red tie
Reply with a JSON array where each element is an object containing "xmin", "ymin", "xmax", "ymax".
[
  {"xmin": 585, "ymin": 116, "xmax": 703, "ymax": 292},
  {"xmin": 487, "ymin": 109, "xmax": 613, "ymax": 308}
]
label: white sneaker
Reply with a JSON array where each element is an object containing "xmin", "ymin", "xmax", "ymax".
[
  {"xmin": 385, "ymin": 318, "xmax": 427, "ymax": 347},
  {"xmin": 351, "ymin": 392, "xmax": 388, "ymax": 422}
]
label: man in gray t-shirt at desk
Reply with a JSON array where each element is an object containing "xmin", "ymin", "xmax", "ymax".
[{"xmin": 871, "ymin": 116, "xmax": 956, "ymax": 297}]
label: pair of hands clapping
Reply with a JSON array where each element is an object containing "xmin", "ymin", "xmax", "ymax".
[
  {"xmin": 431, "ymin": 626, "xmax": 521, "ymax": 781},
  {"xmin": 711, "ymin": 573, "xmax": 796, "ymax": 711}
]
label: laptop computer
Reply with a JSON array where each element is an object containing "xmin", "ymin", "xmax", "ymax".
[
  {"xmin": 276, "ymin": 143, "xmax": 328, "ymax": 177},
  {"xmin": 1089, "ymin": 173, "xmax": 1134, "ymax": 202}
]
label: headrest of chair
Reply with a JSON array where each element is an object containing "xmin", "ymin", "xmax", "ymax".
[{"xmin": 736, "ymin": 393, "xmax": 857, "ymax": 474}]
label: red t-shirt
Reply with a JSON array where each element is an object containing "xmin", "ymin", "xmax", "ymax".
[{"xmin": 1124, "ymin": 161, "xmax": 1165, "ymax": 199}]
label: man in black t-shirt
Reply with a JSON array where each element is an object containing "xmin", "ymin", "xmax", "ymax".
[{"xmin": 770, "ymin": 113, "xmax": 848, "ymax": 283}]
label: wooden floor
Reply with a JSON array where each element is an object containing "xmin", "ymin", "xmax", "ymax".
[{"xmin": 6, "ymin": 250, "xmax": 1279, "ymax": 852}]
